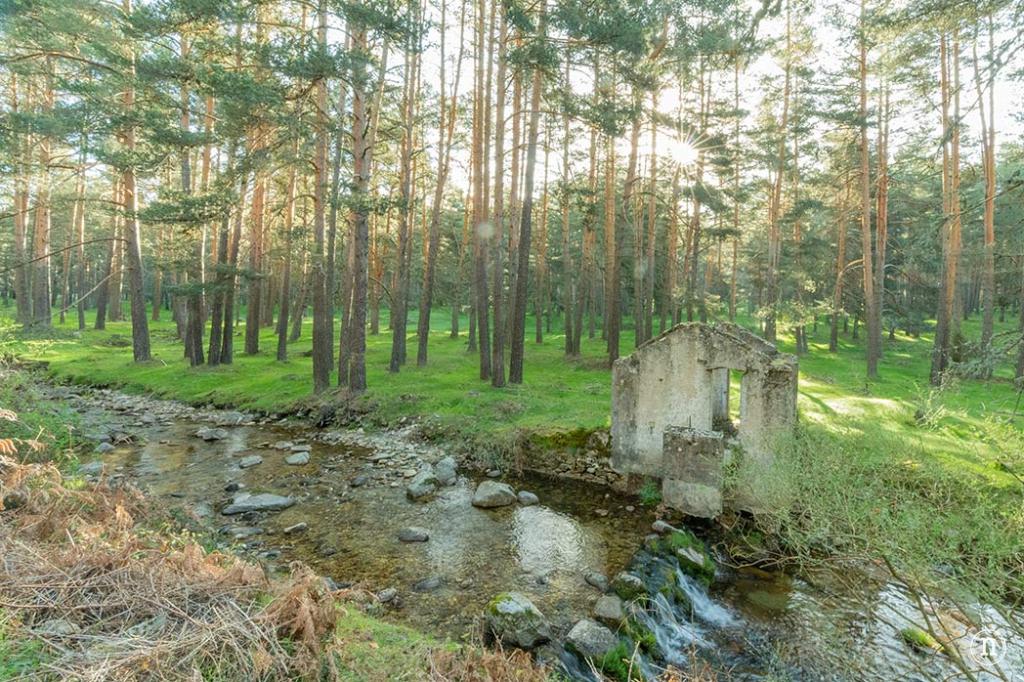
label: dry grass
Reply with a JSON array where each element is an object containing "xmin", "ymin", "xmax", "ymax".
[
  {"xmin": 429, "ymin": 643, "xmax": 551, "ymax": 682},
  {"xmin": 0, "ymin": 454, "xmax": 342, "ymax": 681}
]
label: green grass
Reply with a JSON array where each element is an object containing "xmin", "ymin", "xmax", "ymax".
[
  {"xmin": 0, "ymin": 612, "xmax": 49, "ymax": 681},
  {"xmin": 331, "ymin": 608, "xmax": 456, "ymax": 681},
  {"xmin": 4, "ymin": 303, "xmax": 1022, "ymax": 474},
  {"xmin": 0, "ymin": 359, "xmax": 81, "ymax": 466}
]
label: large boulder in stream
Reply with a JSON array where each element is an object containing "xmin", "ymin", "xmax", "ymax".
[
  {"xmin": 222, "ymin": 493, "xmax": 294, "ymax": 515},
  {"xmin": 195, "ymin": 427, "xmax": 228, "ymax": 441},
  {"xmin": 593, "ymin": 595, "xmax": 625, "ymax": 627},
  {"xmin": 435, "ymin": 456, "xmax": 458, "ymax": 486},
  {"xmin": 472, "ymin": 480, "xmax": 517, "ymax": 508},
  {"xmin": 566, "ymin": 618, "xmax": 619, "ymax": 660},
  {"xmin": 485, "ymin": 592, "xmax": 552, "ymax": 649},
  {"xmin": 405, "ymin": 467, "xmax": 438, "ymax": 500}
]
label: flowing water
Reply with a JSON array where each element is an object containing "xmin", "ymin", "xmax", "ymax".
[{"xmin": 93, "ymin": 413, "xmax": 1023, "ymax": 680}]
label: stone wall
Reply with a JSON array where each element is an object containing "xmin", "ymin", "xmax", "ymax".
[{"xmin": 610, "ymin": 322, "xmax": 798, "ymax": 515}]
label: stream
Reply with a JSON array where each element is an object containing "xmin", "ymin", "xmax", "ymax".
[{"xmin": 51, "ymin": 383, "xmax": 1024, "ymax": 681}]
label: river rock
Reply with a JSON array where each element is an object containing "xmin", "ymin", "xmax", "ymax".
[
  {"xmin": 79, "ymin": 461, "xmax": 104, "ymax": 476},
  {"xmin": 677, "ymin": 545, "xmax": 715, "ymax": 582},
  {"xmin": 398, "ymin": 526, "xmax": 430, "ymax": 543},
  {"xmin": 284, "ymin": 522, "xmax": 308, "ymax": 534},
  {"xmin": 472, "ymin": 480, "xmax": 517, "ymax": 508},
  {"xmin": 584, "ymin": 571, "xmax": 609, "ymax": 592},
  {"xmin": 290, "ymin": 443, "xmax": 312, "ymax": 453},
  {"xmin": 405, "ymin": 468, "xmax": 438, "ymax": 500},
  {"xmin": 217, "ymin": 411, "xmax": 247, "ymax": 426},
  {"xmin": 377, "ymin": 588, "xmax": 398, "ymax": 604},
  {"xmin": 224, "ymin": 481, "xmax": 244, "ymax": 492},
  {"xmin": 221, "ymin": 525, "xmax": 262, "ymax": 539},
  {"xmin": 350, "ymin": 473, "xmax": 369, "ymax": 487},
  {"xmin": 593, "ymin": 595, "xmax": 625, "ymax": 626},
  {"xmin": 517, "ymin": 490, "xmax": 539, "ymax": 506},
  {"xmin": 413, "ymin": 576, "xmax": 444, "ymax": 592},
  {"xmin": 611, "ymin": 572, "xmax": 646, "ymax": 601},
  {"xmin": 435, "ymin": 456, "xmax": 458, "ymax": 485},
  {"xmin": 238, "ymin": 455, "xmax": 263, "ymax": 469},
  {"xmin": 94, "ymin": 441, "xmax": 115, "ymax": 454},
  {"xmin": 273, "ymin": 441, "xmax": 293, "ymax": 450},
  {"xmin": 485, "ymin": 592, "xmax": 551, "ymax": 649},
  {"xmin": 566, "ymin": 619, "xmax": 617, "ymax": 660},
  {"xmin": 285, "ymin": 452, "xmax": 310, "ymax": 465},
  {"xmin": 222, "ymin": 493, "xmax": 294, "ymax": 515},
  {"xmin": 196, "ymin": 427, "xmax": 228, "ymax": 441}
]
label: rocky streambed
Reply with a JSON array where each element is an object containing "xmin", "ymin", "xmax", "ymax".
[{"xmin": 39, "ymin": 380, "xmax": 1024, "ymax": 680}]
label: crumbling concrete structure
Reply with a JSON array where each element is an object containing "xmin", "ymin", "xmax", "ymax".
[{"xmin": 610, "ymin": 323, "xmax": 798, "ymax": 515}]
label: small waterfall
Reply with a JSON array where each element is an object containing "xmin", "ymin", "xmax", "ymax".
[
  {"xmin": 674, "ymin": 566, "xmax": 737, "ymax": 629},
  {"xmin": 633, "ymin": 592, "xmax": 710, "ymax": 666}
]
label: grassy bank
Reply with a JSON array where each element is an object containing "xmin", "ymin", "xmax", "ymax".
[{"xmin": 3, "ymin": 305, "xmax": 1023, "ymax": 477}]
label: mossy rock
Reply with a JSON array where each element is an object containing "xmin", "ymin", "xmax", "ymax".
[
  {"xmin": 647, "ymin": 531, "xmax": 715, "ymax": 584},
  {"xmin": 610, "ymin": 572, "xmax": 647, "ymax": 602},
  {"xmin": 484, "ymin": 592, "xmax": 551, "ymax": 649}
]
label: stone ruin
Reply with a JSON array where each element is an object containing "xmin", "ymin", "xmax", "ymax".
[{"xmin": 610, "ymin": 322, "xmax": 798, "ymax": 517}]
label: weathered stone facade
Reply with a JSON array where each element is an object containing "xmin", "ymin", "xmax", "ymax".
[{"xmin": 610, "ymin": 322, "xmax": 798, "ymax": 515}]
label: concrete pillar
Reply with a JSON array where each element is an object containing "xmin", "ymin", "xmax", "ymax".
[{"xmin": 661, "ymin": 426, "xmax": 724, "ymax": 518}]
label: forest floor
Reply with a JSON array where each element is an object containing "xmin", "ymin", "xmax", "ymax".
[{"xmin": 3, "ymin": 305, "xmax": 1024, "ymax": 603}]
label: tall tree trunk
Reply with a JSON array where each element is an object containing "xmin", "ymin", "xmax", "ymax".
[
  {"xmin": 930, "ymin": 33, "xmax": 961, "ymax": 385},
  {"xmin": 830, "ymin": 171, "xmax": 850, "ymax": 353},
  {"xmin": 10, "ymin": 75, "xmax": 31, "ymax": 326},
  {"xmin": 534, "ymin": 126, "xmax": 550, "ymax": 345},
  {"xmin": 561, "ymin": 64, "xmax": 575, "ymax": 356},
  {"xmin": 208, "ymin": 143, "xmax": 237, "ymax": 365},
  {"xmin": 390, "ymin": 8, "xmax": 420, "ymax": 373},
  {"xmin": 974, "ymin": 18, "xmax": 996, "ymax": 368},
  {"xmin": 311, "ymin": 0, "xmax": 332, "ymax": 391},
  {"xmin": 417, "ymin": 0, "xmax": 465, "ymax": 366},
  {"xmin": 95, "ymin": 179, "xmax": 120, "ymax": 331},
  {"xmin": 31, "ymin": 60, "xmax": 54, "ymax": 329},
  {"xmin": 120, "ymin": 5, "xmax": 151, "ymax": 361},
  {"xmin": 276, "ymin": 141, "xmax": 299, "ymax": 361},
  {"xmin": 858, "ymin": 0, "xmax": 878, "ymax": 378},
  {"xmin": 643, "ymin": 90, "xmax": 658, "ymax": 342},
  {"xmin": 343, "ymin": 25, "xmax": 373, "ymax": 392},
  {"xmin": 873, "ymin": 81, "xmax": 889, "ymax": 362},
  {"xmin": 471, "ymin": 0, "xmax": 491, "ymax": 380},
  {"xmin": 74, "ymin": 142, "xmax": 87, "ymax": 330},
  {"xmin": 508, "ymin": 4, "xmax": 545, "ymax": 384},
  {"xmin": 764, "ymin": 5, "xmax": 791, "ymax": 344},
  {"xmin": 182, "ymin": 36, "xmax": 205, "ymax": 366},
  {"xmin": 572, "ymin": 112, "xmax": 598, "ymax": 356},
  {"xmin": 490, "ymin": 7, "xmax": 508, "ymax": 386},
  {"xmin": 603, "ymin": 131, "xmax": 618, "ymax": 361}
]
